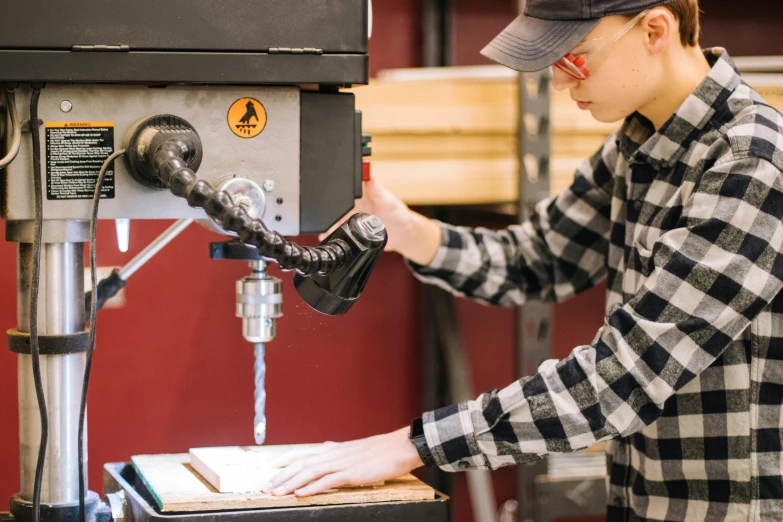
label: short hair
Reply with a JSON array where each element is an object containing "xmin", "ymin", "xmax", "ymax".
[{"xmin": 664, "ymin": 0, "xmax": 701, "ymax": 47}]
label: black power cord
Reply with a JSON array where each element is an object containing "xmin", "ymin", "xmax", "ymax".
[
  {"xmin": 79, "ymin": 149, "xmax": 126, "ymax": 522},
  {"xmin": 29, "ymin": 86, "xmax": 47, "ymax": 522},
  {"xmin": 29, "ymin": 87, "xmax": 121, "ymax": 522},
  {"xmin": 1, "ymin": 86, "xmax": 22, "ymax": 169}
]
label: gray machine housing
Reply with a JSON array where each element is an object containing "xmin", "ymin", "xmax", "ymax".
[
  {"xmin": 0, "ymin": 0, "xmax": 370, "ymax": 235},
  {"xmin": 0, "ymin": 0, "xmax": 369, "ymax": 85},
  {"xmin": 1, "ymin": 86, "xmax": 362, "ymax": 236}
]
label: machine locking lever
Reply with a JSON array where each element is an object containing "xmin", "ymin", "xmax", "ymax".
[{"xmin": 85, "ymin": 219, "xmax": 193, "ymax": 317}]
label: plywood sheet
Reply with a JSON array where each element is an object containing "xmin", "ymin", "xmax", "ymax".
[{"xmin": 131, "ymin": 449, "xmax": 435, "ymax": 513}]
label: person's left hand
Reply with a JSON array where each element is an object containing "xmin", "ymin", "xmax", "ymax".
[{"xmin": 262, "ymin": 427, "xmax": 424, "ymax": 497}]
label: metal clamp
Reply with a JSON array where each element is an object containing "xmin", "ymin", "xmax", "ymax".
[{"xmin": 8, "ymin": 328, "xmax": 89, "ymax": 355}]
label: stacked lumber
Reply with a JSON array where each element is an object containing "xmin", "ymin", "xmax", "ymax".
[
  {"xmin": 352, "ymin": 77, "xmax": 520, "ymax": 206},
  {"xmin": 351, "ymin": 67, "xmax": 783, "ymax": 205}
]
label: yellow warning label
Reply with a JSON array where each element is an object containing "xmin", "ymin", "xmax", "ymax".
[
  {"xmin": 227, "ymin": 98, "xmax": 267, "ymax": 138},
  {"xmin": 46, "ymin": 122, "xmax": 114, "ymax": 128}
]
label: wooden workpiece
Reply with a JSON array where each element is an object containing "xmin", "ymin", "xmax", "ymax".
[
  {"xmin": 131, "ymin": 448, "xmax": 435, "ymax": 513},
  {"xmin": 189, "ymin": 446, "xmax": 284, "ymax": 494},
  {"xmin": 189, "ymin": 446, "xmax": 384, "ymax": 494}
]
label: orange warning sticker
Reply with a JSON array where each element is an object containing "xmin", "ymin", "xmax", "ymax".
[
  {"xmin": 227, "ymin": 98, "xmax": 267, "ymax": 138},
  {"xmin": 46, "ymin": 122, "xmax": 114, "ymax": 128}
]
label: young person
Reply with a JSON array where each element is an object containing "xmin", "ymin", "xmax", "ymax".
[{"xmin": 264, "ymin": 0, "xmax": 783, "ymax": 519}]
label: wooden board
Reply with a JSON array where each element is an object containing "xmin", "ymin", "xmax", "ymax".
[
  {"xmin": 353, "ymin": 75, "xmax": 782, "ymax": 137},
  {"xmin": 189, "ymin": 446, "xmax": 284, "ymax": 494},
  {"xmin": 374, "ymin": 158, "xmax": 518, "ymax": 206},
  {"xmin": 131, "ymin": 450, "xmax": 435, "ymax": 513},
  {"xmin": 189, "ymin": 446, "xmax": 383, "ymax": 494},
  {"xmin": 350, "ymin": 69, "xmax": 783, "ymax": 206},
  {"xmin": 353, "ymin": 78, "xmax": 519, "ymax": 135}
]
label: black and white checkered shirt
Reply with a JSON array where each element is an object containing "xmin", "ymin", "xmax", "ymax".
[{"xmin": 409, "ymin": 48, "xmax": 783, "ymax": 521}]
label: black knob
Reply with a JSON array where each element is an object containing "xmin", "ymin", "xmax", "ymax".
[{"xmin": 123, "ymin": 114, "xmax": 203, "ymax": 189}]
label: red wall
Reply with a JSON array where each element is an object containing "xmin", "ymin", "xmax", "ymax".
[{"xmin": 0, "ymin": 220, "xmax": 424, "ymax": 495}]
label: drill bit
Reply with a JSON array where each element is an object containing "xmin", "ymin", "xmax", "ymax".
[{"xmin": 254, "ymin": 343, "xmax": 267, "ymax": 445}]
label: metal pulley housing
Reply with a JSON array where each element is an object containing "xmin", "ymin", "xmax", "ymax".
[{"xmin": 199, "ymin": 177, "xmax": 266, "ymax": 237}]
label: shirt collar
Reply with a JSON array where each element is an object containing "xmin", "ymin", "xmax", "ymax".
[{"xmin": 618, "ymin": 48, "xmax": 742, "ymax": 168}]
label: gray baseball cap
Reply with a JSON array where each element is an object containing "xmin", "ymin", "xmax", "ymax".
[{"xmin": 481, "ymin": 0, "xmax": 673, "ymax": 72}]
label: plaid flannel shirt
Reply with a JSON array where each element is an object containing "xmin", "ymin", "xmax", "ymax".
[{"xmin": 409, "ymin": 49, "xmax": 783, "ymax": 521}]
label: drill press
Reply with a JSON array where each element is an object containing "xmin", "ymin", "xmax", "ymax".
[{"xmin": 0, "ymin": 2, "xmax": 447, "ymax": 521}]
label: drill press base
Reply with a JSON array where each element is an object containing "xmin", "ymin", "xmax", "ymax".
[{"xmin": 104, "ymin": 461, "xmax": 449, "ymax": 522}]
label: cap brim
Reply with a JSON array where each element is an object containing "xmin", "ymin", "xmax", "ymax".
[{"xmin": 480, "ymin": 15, "xmax": 600, "ymax": 72}]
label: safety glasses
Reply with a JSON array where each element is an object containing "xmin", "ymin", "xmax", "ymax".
[{"xmin": 553, "ymin": 10, "xmax": 650, "ymax": 80}]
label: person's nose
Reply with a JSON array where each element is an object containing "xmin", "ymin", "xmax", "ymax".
[{"xmin": 551, "ymin": 66, "xmax": 580, "ymax": 91}]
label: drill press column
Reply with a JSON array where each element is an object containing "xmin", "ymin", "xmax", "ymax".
[{"xmin": 16, "ymin": 241, "xmax": 86, "ymax": 504}]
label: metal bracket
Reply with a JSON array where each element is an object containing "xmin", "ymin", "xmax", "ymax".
[
  {"xmin": 516, "ymin": 68, "xmax": 553, "ymax": 522},
  {"xmin": 268, "ymin": 47, "xmax": 323, "ymax": 55},
  {"xmin": 71, "ymin": 45, "xmax": 130, "ymax": 52},
  {"xmin": 421, "ymin": 0, "xmax": 454, "ymax": 67},
  {"xmin": 7, "ymin": 328, "xmax": 90, "ymax": 355}
]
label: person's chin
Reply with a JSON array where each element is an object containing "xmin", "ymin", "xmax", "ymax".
[{"xmin": 588, "ymin": 105, "xmax": 628, "ymax": 124}]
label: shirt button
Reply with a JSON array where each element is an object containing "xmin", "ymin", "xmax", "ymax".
[
  {"xmin": 633, "ymin": 200, "xmax": 642, "ymax": 210},
  {"xmin": 458, "ymin": 460, "xmax": 470, "ymax": 469}
]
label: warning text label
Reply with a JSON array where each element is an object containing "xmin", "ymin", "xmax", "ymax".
[{"xmin": 45, "ymin": 123, "xmax": 115, "ymax": 200}]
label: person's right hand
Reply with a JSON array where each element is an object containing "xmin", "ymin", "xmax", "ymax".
[
  {"xmin": 319, "ymin": 178, "xmax": 410, "ymax": 254},
  {"xmin": 319, "ymin": 178, "xmax": 441, "ymax": 265}
]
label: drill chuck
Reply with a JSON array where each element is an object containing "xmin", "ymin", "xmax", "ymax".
[{"xmin": 237, "ymin": 261, "xmax": 283, "ymax": 344}]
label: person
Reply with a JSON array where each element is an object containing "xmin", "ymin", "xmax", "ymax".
[{"xmin": 263, "ymin": 0, "xmax": 783, "ymax": 519}]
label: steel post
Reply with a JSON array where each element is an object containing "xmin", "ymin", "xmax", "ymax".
[{"xmin": 17, "ymin": 241, "xmax": 86, "ymax": 505}]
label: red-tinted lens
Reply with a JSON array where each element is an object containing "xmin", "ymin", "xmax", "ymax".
[
  {"xmin": 564, "ymin": 53, "xmax": 589, "ymax": 79},
  {"xmin": 554, "ymin": 54, "xmax": 588, "ymax": 80}
]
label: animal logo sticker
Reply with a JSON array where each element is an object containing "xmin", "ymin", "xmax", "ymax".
[{"xmin": 227, "ymin": 98, "xmax": 267, "ymax": 138}]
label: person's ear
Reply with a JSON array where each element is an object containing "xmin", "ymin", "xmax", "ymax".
[{"xmin": 641, "ymin": 8, "xmax": 675, "ymax": 55}]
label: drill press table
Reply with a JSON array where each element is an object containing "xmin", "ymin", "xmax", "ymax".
[{"xmin": 104, "ymin": 452, "xmax": 449, "ymax": 522}]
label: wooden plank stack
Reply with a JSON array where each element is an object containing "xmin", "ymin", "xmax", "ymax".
[{"xmin": 351, "ymin": 66, "xmax": 783, "ymax": 205}]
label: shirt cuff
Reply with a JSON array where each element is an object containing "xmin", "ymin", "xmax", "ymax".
[
  {"xmin": 404, "ymin": 221, "xmax": 462, "ymax": 276},
  {"xmin": 422, "ymin": 403, "xmax": 489, "ymax": 472}
]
